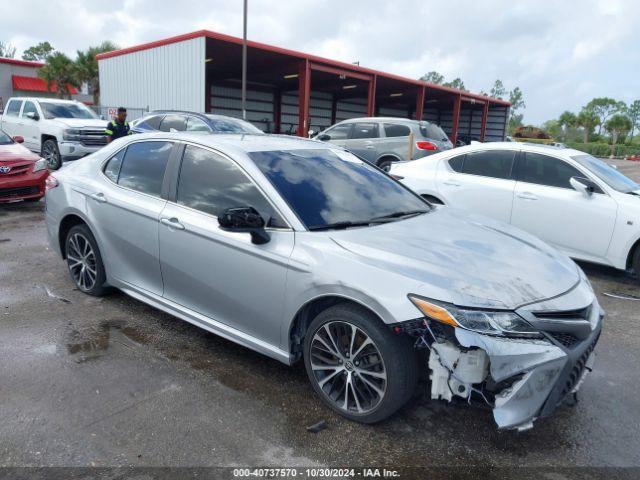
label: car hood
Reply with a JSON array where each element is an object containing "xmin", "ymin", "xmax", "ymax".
[
  {"xmin": 0, "ymin": 142, "xmax": 39, "ymax": 164},
  {"xmin": 329, "ymin": 207, "xmax": 580, "ymax": 310},
  {"xmin": 53, "ymin": 118, "xmax": 107, "ymax": 128}
]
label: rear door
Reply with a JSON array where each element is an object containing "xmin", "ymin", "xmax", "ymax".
[
  {"xmin": 511, "ymin": 151, "xmax": 617, "ymax": 259},
  {"xmin": 158, "ymin": 143, "xmax": 294, "ymax": 346},
  {"xmin": 87, "ymin": 140, "xmax": 176, "ymax": 295},
  {"xmin": 437, "ymin": 149, "xmax": 517, "ymax": 223},
  {"xmin": 344, "ymin": 121, "xmax": 381, "ymax": 162},
  {"xmin": 1, "ymin": 100, "xmax": 23, "ymax": 138},
  {"xmin": 380, "ymin": 122, "xmax": 412, "ymax": 160}
]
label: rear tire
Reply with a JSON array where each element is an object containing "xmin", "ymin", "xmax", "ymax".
[
  {"xmin": 42, "ymin": 139, "xmax": 62, "ymax": 170},
  {"xmin": 303, "ymin": 303, "xmax": 417, "ymax": 423},
  {"xmin": 377, "ymin": 159, "xmax": 393, "ymax": 172},
  {"xmin": 632, "ymin": 246, "xmax": 640, "ymax": 282},
  {"xmin": 65, "ymin": 224, "xmax": 109, "ymax": 296}
]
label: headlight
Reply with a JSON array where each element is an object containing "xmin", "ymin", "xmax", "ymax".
[
  {"xmin": 63, "ymin": 128, "xmax": 83, "ymax": 141},
  {"xmin": 33, "ymin": 158, "xmax": 47, "ymax": 172},
  {"xmin": 408, "ymin": 295, "xmax": 542, "ymax": 338}
]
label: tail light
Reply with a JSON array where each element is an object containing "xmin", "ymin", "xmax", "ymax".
[
  {"xmin": 416, "ymin": 141, "xmax": 438, "ymax": 151},
  {"xmin": 45, "ymin": 175, "xmax": 59, "ymax": 190}
]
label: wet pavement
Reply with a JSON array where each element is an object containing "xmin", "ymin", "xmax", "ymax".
[{"xmin": 1, "ymin": 183, "xmax": 640, "ymax": 469}]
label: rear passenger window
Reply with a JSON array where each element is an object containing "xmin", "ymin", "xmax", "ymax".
[
  {"xmin": 462, "ymin": 150, "xmax": 515, "ymax": 180},
  {"xmin": 351, "ymin": 123, "xmax": 378, "ymax": 139},
  {"xmin": 448, "ymin": 155, "xmax": 465, "ymax": 172},
  {"xmin": 515, "ymin": 152, "xmax": 582, "ymax": 189},
  {"xmin": 117, "ymin": 141, "xmax": 173, "ymax": 196},
  {"xmin": 143, "ymin": 115, "xmax": 164, "ymax": 130},
  {"xmin": 103, "ymin": 149, "xmax": 126, "ymax": 182},
  {"xmin": 159, "ymin": 115, "xmax": 186, "ymax": 132},
  {"xmin": 384, "ymin": 123, "xmax": 411, "ymax": 137},
  {"xmin": 5, "ymin": 100, "xmax": 22, "ymax": 117}
]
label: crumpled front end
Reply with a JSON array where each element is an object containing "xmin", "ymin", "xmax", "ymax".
[{"xmin": 405, "ymin": 283, "xmax": 604, "ymax": 430}]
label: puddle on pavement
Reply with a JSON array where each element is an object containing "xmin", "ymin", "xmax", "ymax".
[{"xmin": 65, "ymin": 318, "xmax": 150, "ymax": 363}]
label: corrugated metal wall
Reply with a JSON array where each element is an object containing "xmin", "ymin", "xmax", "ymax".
[
  {"xmin": 210, "ymin": 84, "xmax": 275, "ymax": 132},
  {"xmin": 485, "ymin": 105, "xmax": 510, "ymax": 142},
  {"xmin": 458, "ymin": 105, "xmax": 483, "ymax": 141},
  {"xmin": 99, "ymin": 37, "xmax": 205, "ymax": 114}
]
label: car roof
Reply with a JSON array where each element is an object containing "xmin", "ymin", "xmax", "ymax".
[
  {"xmin": 338, "ymin": 117, "xmax": 432, "ymax": 124},
  {"xmin": 10, "ymin": 97, "xmax": 80, "ymax": 104},
  {"xmin": 447, "ymin": 141, "xmax": 584, "ymax": 158},
  {"xmin": 125, "ymin": 132, "xmax": 331, "ymax": 153}
]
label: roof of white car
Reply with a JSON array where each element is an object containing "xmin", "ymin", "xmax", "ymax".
[
  {"xmin": 9, "ymin": 97, "xmax": 81, "ymax": 104},
  {"xmin": 123, "ymin": 131, "xmax": 333, "ymax": 153},
  {"xmin": 447, "ymin": 141, "xmax": 584, "ymax": 158}
]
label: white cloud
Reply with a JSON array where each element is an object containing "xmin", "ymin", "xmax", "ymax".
[{"xmin": 3, "ymin": 0, "xmax": 639, "ymax": 124}]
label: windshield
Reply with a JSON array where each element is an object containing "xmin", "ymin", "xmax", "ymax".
[
  {"xmin": 420, "ymin": 122, "xmax": 448, "ymax": 141},
  {"xmin": 250, "ymin": 148, "xmax": 429, "ymax": 229},
  {"xmin": 204, "ymin": 115, "xmax": 263, "ymax": 134},
  {"xmin": 572, "ymin": 154, "xmax": 639, "ymax": 193},
  {"xmin": 0, "ymin": 130, "xmax": 12, "ymax": 145},
  {"xmin": 40, "ymin": 102, "xmax": 98, "ymax": 120}
]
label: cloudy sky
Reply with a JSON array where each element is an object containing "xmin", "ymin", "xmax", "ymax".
[{"xmin": 3, "ymin": 0, "xmax": 639, "ymax": 124}]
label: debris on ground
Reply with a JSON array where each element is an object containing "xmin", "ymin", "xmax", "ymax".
[
  {"xmin": 603, "ymin": 292, "xmax": 640, "ymax": 301},
  {"xmin": 41, "ymin": 284, "xmax": 72, "ymax": 303},
  {"xmin": 306, "ymin": 420, "xmax": 328, "ymax": 433}
]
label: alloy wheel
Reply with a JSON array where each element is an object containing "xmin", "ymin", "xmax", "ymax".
[
  {"xmin": 67, "ymin": 233, "xmax": 97, "ymax": 291},
  {"xmin": 42, "ymin": 142, "xmax": 60, "ymax": 169},
  {"xmin": 309, "ymin": 321, "xmax": 387, "ymax": 414}
]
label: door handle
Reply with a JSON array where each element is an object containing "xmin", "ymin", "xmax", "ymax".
[
  {"xmin": 517, "ymin": 192, "xmax": 539, "ymax": 201},
  {"xmin": 443, "ymin": 180, "xmax": 461, "ymax": 187},
  {"xmin": 90, "ymin": 192, "xmax": 107, "ymax": 203},
  {"xmin": 365, "ymin": 145, "xmax": 375, "ymax": 149},
  {"xmin": 161, "ymin": 217, "xmax": 185, "ymax": 230}
]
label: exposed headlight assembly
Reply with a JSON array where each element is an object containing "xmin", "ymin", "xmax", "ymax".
[
  {"xmin": 408, "ymin": 294, "xmax": 542, "ymax": 338},
  {"xmin": 33, "ymin": 158, "xmax": 47, "ymax": 173}
]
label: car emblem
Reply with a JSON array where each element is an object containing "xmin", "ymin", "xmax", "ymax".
[{"xmin": 0, "ymin": 166, "xmax": 11, "ymax": 174}]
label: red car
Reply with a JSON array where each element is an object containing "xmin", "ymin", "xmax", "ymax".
[{"xmin": 0, "ymin": 130, "xmax": 49, "ymax": 203}]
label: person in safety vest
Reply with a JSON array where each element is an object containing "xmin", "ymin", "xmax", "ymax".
[{"xmin": 105, "ymin": 107, "xmax": 132, "ymax": 143}]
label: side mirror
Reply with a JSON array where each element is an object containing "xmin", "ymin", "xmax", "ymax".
[
  {"xmin": 570, "ymin": 176, "xmax": 596, "ymax": 197},
  {"xmin": 12, "ymin": 135, "xmax": 24, "ymax": 144},
  {"xmin": 218, "ymin": 206, "xmax": 270, "ymax": 244},
  {"xmin": 307, "ymin": 129, "xmax": 316, "ymax": 138},
  {"xmin": 317, "ymin": 134, "xmax": 331, "ymax": 141},
  {"xmin": 26, "ymin": 112, "xmax": 39, "ymax": 121}
]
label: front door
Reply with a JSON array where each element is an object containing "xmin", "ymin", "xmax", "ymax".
[
  {"xmin": 510, "ymin": 151, "xmax": 617, "ymax": 259},
  {"xmin": 86, "ymin": 140, "xmax": 175, "ymax": 295},
  {"xmin": 158, "ymin": 144, "xmax": 294, "ymax": 346},
  {"xmin": 1, "ymin": 99, "xmax": 23, "ymax": 138},
  {"xmin": 19, "ymin": 100, "xmax": 41, "ymax": 151},
  {"xmin": 344, "ymin": 121, "xmax": 381, "ymax": 163}
]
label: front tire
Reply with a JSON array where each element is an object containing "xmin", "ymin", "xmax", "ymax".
[
  {"xmin": 632, "ymin": 246, "xmax": 640, "ymax": 282},
  {"xmin": 65, "ymin": 224, "xmax": 108, "ymax": 296},
  {"xmin": 303, "ymin": 303, "xmax": 417, "ymax": 423},
  {"xmin": 377, "ymin": 159, "xmax": 393, "ymax": 172},
  {"xmin": 42, "ymin": 139, "xmax": 62, "ymax": 170}
]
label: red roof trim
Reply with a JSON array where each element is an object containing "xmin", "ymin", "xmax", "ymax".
[
  {"xmin": 0, "ymin": 57, "xmax": 44, "ymax": 68},
  {"xmin": 12, "ymin": 75, "xmax": 79, "ymax": 95},
  {"xmin": 96, "ymin": 30, "xmax": 510, "ymax": 106}
]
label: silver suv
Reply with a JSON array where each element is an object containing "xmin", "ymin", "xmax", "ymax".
[
  {"xmin": 45, "ymin": 132, "xmax": 602, "ymax": 429},
  {"xmin": 316, "ymin": 117, "xmax": 453, "ymax": 171}
]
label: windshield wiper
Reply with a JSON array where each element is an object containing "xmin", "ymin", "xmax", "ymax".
[
  {"xmin": 308, "ymin": 220, "xmax": 373, "ymax": 231},
  {"xmin": 367, "ymin": 210, "xmax": 429, "ymax": 223}
]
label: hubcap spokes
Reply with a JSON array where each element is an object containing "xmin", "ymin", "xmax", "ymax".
[
  {"xmin": 310, "ymin": 321, "xmax": 387, "ymax": 414},
  {"xmin": 43, "ymin": 144, "xmax": 58, "ymax": 168},
  {"xmin": 67, "ymin": 233, "xmax": 97, "ymax": 291}
]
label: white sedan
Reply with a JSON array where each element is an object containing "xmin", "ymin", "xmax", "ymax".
[{"xmin": 391, "ymin": 142, "xmax": 640, "ymax": 276}]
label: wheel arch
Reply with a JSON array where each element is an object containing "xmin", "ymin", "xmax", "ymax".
[
  {"xmin": 287, "ymin": 294, "xmax": 387, "ymax": 363},
  {"xmin": 58, "ymin": 212, "xmax": 93, "ymax": 259},
  {"xmin": 626, "ymin": 236, "xmax": 640, "ymax": 271},
  {"xmin": 375, "ymin": 153, "xmax": 403, "ymax": 166},
  {"xmin": 41, "ymin": 133, "xmax": 58, "ymax": 147}
]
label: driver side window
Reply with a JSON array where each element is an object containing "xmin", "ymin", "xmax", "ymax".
[
  {"xmin": 515, "ymin": 152, "xmax": 583, "ymax": 189},
  {"xmin": 324, "ymin": 123, "xmax": 352, "ymax": 140},
  {"xmin": 176, "ymin": 145, "xmax": 285, "ymax": 227}
]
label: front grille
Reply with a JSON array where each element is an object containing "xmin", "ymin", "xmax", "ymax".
[
  {"xmin": 533, "ymin": 305, "xmax": 591, "ymax": 321},
  {"xmin": 78, "ymin": 129, "xmax": 108, "ymax": 147},
  {"xmin": 549, "ymin": 332, "xmax": 580, "ymax": 349},
  {"xmin": 559, "ymin": 332, "xmax": 600, "ymax": 400},
  {"xmin": 0, "ymin": 185, "xmax": 39, "ymax": 198},
  {"xmin": 0, "ymin": 163, "xmax": 30, "ymax": 177}
]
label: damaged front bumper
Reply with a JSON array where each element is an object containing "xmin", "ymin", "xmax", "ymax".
[{"xmin": 412, "ymin": 292, "xmax": 604, "ymax": 430}]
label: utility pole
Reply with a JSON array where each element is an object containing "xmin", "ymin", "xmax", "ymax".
[{"xmin": 241, "ymin": 0, "xmax": 248, "ymax": 120}]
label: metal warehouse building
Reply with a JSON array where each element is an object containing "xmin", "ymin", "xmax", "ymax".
[{"xmin": 97, "ymin": 30, "xmax": 510, "ymax": 142}]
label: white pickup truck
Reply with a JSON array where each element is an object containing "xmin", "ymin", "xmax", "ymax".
[{"xmin": 0, "ymin": 97, "xmax": 108, "ymax": 169}]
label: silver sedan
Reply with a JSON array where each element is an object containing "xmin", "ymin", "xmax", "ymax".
[{"xmin": 44, "ymin": 132, "xmax": 602, "ymax": 429}]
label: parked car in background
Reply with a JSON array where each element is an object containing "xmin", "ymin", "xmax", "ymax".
[
  {"xmin": 0, "ymin": 129, "xmax": 49, "ymax": 203},
  {"xmin": 45, "ymin": 132, "xmax": 602, "ymax": 429},
  {"xmin": 391, "ymin": 142, "xmax": 640, "ymax": 277},
  {"xmin": 0, "ymin": 97, "xmax": 108, "ymax": 170},
  {"xmin": 315, "ymin": 117, "xmax": 452, "ymax": 171},
  {"xmin": 130, "ymin": 111, "xmax": 264, "ymax": 135}
]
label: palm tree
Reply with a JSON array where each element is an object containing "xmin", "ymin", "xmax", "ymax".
[
  {"xmin": 576, "ymin": 108, "xmax": 599, "ymax": 144},
  {"xmin": 38, "ymin": 52, "xmax": 78, "ymax": 99},
  {"xmin": 558, "ymin": 111, "xmax": 577, "ymax": 140},
  {"xmin": 75, "ymin": 41, "xmax": 118, "ymax": 106},
  {"xmin": 605, "ymin": 114, "xmax": 632, "ymax": 146}
]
